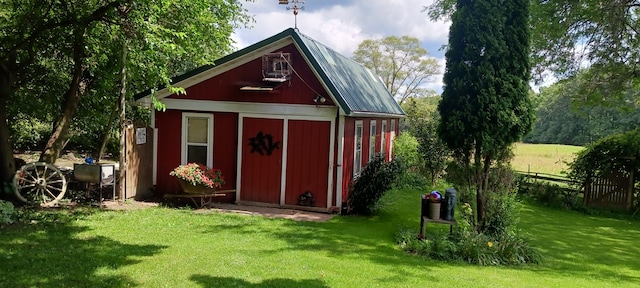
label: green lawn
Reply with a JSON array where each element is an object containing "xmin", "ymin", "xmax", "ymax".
[
  {"xmin": 1, "ymin": 189, "xmax": 639, "ymax": 287},
  {"xmin": 512, "ymin": 143, "xmax": 584, "ymax": 175}
]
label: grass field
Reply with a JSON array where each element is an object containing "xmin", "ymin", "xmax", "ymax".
[
  {"xmin": 511, "ymin": 143, "xmax": 584, "ymax": 175},
  {"xmin": 2, "ymin": 188, "xmax": 639, "ymax": 287}
]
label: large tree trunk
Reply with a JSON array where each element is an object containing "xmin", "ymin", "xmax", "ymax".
[
  {"xmin": 0, "ymin": 57, "xmax": 17, "ymax": 196},
  {"xmin": 39, "ymin": 29, "xmax": 87, "ymax": 164}
]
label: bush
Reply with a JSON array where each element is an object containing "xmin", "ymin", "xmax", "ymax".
[
  {"xmin": 393, "ymin": 133, "xmax": 420, "ymax": 171},
  {"xmin": 484, "ymin": 189, "xmax": 520, "ymax": 238},
  {"xmin": 516, "ymin": 176, "xmax": 582, "ymax": 209},
  {"xmin": 347, "ymin": 155, "xmax": 403, "ymax": 215},
  {"xmin": 568, "ymin": 130, "xmax": 640, "ymax": 191},
  {"xmin": 9, "ymin": 117, "xmax": 49, "ymax": 151},
  {"xmin": 395, "ymin": 227, "xmax": 542, "ymax": 266},
  {"xmin": 394, "ymin": 171, "xmax": 428, "ymax": 190},
  {"xmin": 0, "ymin": 200, "xmax": 16, "ymax": 225}
]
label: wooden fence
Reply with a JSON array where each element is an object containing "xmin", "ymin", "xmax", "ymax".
[
  {"xmin": 517, "ymin": 170, "xmax": 636, "ymax": 211},
  {"xmin": 583, "ymin": 171, "xmax": 635, "ymax": 211},
  {"xmin": 515, "ymin": 171, "xmax": 576, "ymax": 186}
]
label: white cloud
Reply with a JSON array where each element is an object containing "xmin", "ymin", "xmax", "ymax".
[{"xmin": 232, "ymin": 0, "xmax": 450, "ymax": 92}]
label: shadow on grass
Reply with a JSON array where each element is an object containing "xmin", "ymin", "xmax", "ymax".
[
  {"xmin": 520, "ymin": 204, "xmax": 640, "ymax": 284},
  {"xmin": 190, "ymin": 275, "xmax": 330, "ymax": 287},
  {"xmin": 0, "ymin": 209, "xmax": 167, "ymax": 287},
  {"xmin": 199, "ymin": 189, "xmax": 443, "ymax": 285}
]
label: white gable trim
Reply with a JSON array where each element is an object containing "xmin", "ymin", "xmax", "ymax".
[{"xmin": 139, "ymin": 37, "xmax": 295, "ymax": 103}]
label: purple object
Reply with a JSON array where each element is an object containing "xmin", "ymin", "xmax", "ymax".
[{"xmin": 430, "ymin": 190, "xmax": 441, "ymax": 202}]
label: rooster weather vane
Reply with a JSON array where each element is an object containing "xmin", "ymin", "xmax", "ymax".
[{"xmin": 279, "ymin": 0, "xmax": 305, "ymax": 29}]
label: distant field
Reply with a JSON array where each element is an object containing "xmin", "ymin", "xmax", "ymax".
[{"xmin": 511, "ymin": 143, "xmax": 584, "ymax": 175}]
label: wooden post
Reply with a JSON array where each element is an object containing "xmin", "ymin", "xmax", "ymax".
[
  {"xmin": 118, "ymin": 40, "xmax": 127, "ymax": 201},
  {"xmin": 627, "ymin": 170, "xmax": 634, "ymax": 211}
]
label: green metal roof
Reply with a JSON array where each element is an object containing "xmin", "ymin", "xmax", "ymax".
[{"xmin": 136, "ymin": 28, "xmax": 404, "ymax": 116}]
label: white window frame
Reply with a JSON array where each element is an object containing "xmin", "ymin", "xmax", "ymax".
[
  {"xmin": 381, "ymin": 120, "xmax": 387, "ymax": 158},
  {"xmin": 390, "ymin": 119, "xmax": 396, "ymax": 160},
  {"xmin": 354, "ymin": 120, "xmax": 363, "ymax": 177},
  {"xmin": 181, "ymin": 112, "xmax": 213, "ymax": 167},
  {"xmin": 369, "ymin": 120, "xmax": 377, "ymax": 162}
]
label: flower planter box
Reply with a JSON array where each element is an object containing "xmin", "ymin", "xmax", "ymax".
[{"xmin": 177, "ymin": 178, "xmax": 217, "ymax": 195}]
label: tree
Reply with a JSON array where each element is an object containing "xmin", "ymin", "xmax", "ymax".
[
  {"xmin": 0, "ymin": 0, "xmax": 251, "ymax": 196},
  {"xmin": 524, "ymin": 75, "xmax": 640, "ymax": 146},
  {"xmin": 529, "ymin": 0, "xmax": 640, "ymax": 103},
  {"xmin": 401, "ymin": 96, "xmax": 450, "ymax": 184},
  {"xmin": 352, "ymin": 36, "xmax": 440, "ymax": 104},
  {"xmin": 428, "ymin": 0, "xmax": 640, "ymax": 104},
  {"xmin": 438, "ymin": 0, "xmax": 534, "ymax": 231}
]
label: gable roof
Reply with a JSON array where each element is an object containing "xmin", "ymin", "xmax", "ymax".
[{"xmin": 136, "ymin": 28, "xmax": 404, "ymax": 117}]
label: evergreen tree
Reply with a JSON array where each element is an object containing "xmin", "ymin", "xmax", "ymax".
[{"xmin": 438, "ymin": 0, "xmax": 534, "ymax": 231}]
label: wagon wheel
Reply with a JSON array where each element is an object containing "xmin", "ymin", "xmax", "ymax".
[{"xmin": 13, "ymin": 162, "xmax": 67, "ymax": 207}]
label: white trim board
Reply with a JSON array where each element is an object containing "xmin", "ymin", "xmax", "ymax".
[{"xmin": 163, "ymin": 99, "xmax": 337, "ymax": 118}]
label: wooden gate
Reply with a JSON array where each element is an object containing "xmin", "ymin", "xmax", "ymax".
[
  {"xmin": 124, "ymin": 125, "xmax": 154, "ymax": 200},
  {"xmin": 584, "ymin": 170, "xmax": 635, "ymax": 211}
]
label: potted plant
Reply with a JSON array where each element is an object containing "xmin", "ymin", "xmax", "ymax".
[{"xmin": 170, "ymin": 163, "xmax": 225, "ymax": 194}]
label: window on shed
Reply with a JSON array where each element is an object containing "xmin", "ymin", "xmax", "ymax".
[
  {"xmin": 354, "ymin": 120, "xmax": 363, "ymax": 176},
  {"xmin": 369, "ymin": 120, "xmax": 377, "ymax": 162},
  {"xmin": 182, "ymin": 113, "xmax": 213, "ymax": 167},
  {"xmin": 381, "ymin": 120, "xmax": 387, "ymax": 158}
]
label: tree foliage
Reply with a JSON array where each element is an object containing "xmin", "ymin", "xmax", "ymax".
[
  {"xmin": 524, "ymin": 75, "xmax": 640, "ymax": 146},
  {"xmin": 352, "ymin": 36, "xmax": 440, "ymax": 104},
  {"xmin": 0, "ymin": 0, "xmax": 252, "ymax": 195},
  {"xmin": 401, "ymin": 97, "xmax": 450, "ymax": 184},
  {"xmin": 438, "ymin": 0, "xmax": 533, "ymax": 231},
  {"xmin": 428, "ymin": 0, "xmax": 640, "ymax": 103},
  {"xmin": 529, "ymin": 0, "xmax": 640, "ymax": 102}
]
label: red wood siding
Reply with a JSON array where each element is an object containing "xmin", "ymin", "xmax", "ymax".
[
  {"xmin": 167, "ymin": 44, "xmax": 334, "ymax": 107},
  {"xmin": 154, "ymin": 110, "xmax": 183, "ymax": 195},
  {"xmin": 240, "ymin": 117, "xmax": 284, "ymax": 204},
  {"xmin": 285, "ymin": 120, "xmax": 331, "ymax": 207},
  {"xmin": 212, "ymin": 113, "xmax": 238, "ymax": 202},
  {"xmin": 341, "ymin": 117, "xmax": 401, "ymax": 207}
]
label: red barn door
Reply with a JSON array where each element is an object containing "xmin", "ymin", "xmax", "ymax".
[
  {"xmin": 240, "ymin": 117, "xmax": 284, "ymax": 204},
  {"xmin": 285, "ymin": 120, "xmax": 331, "ymax": 207}
]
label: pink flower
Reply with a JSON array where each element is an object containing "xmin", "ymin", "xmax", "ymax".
[{"xmin": 170, "ymin": 163, "xmax": 225, "ymax": 189}]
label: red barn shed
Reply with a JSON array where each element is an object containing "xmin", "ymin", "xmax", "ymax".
[{"xmin": 136, "ymin": 28, "xmax": 405, "ymax": 213}]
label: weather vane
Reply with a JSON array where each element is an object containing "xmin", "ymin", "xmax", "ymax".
[{"xmin": 279, "ymin": 0, "xmax": 305, "ymax": 29}]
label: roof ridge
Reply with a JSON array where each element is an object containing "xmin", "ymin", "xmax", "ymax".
[{"xmin": 294, "ymin": 29, "xmax": 370, "ymax": 70}]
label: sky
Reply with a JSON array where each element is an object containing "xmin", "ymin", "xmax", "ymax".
[{"xmin": 231, "ymin": 0, "xmax": 450, "ymax": 93}]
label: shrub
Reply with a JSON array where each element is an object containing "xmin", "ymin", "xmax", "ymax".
[
  {"xmin": 0, "ymin": 200, "xmax": 16, "ymax": 225},
  {"xmin": 393, "ymin": 133, "xmax": 420, "ymax": 171},
  {"xmin": 484, "ymin": 189, "xmax": 520, "ymax": 238},
  {"xmin": 413, "ymin": 119, "xmax": 450, "ymax": 184},
  {"xmin": 347, "ymin": 155, "xmax": 403, "ymax": 215},
  {"xmin": 394, "ymin": 170, "xmax": 428, "ymax": 190},
  {"xmin": 395, "ymin": 227, "xmax": 542, "ymax": 266},
  {"xmin": 568, "ymin": 130, "xmax": 640, "ymax": 191},
  {"xmin": 9, "ymin": 117, "xmax": 49, "ymax": 151}
]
